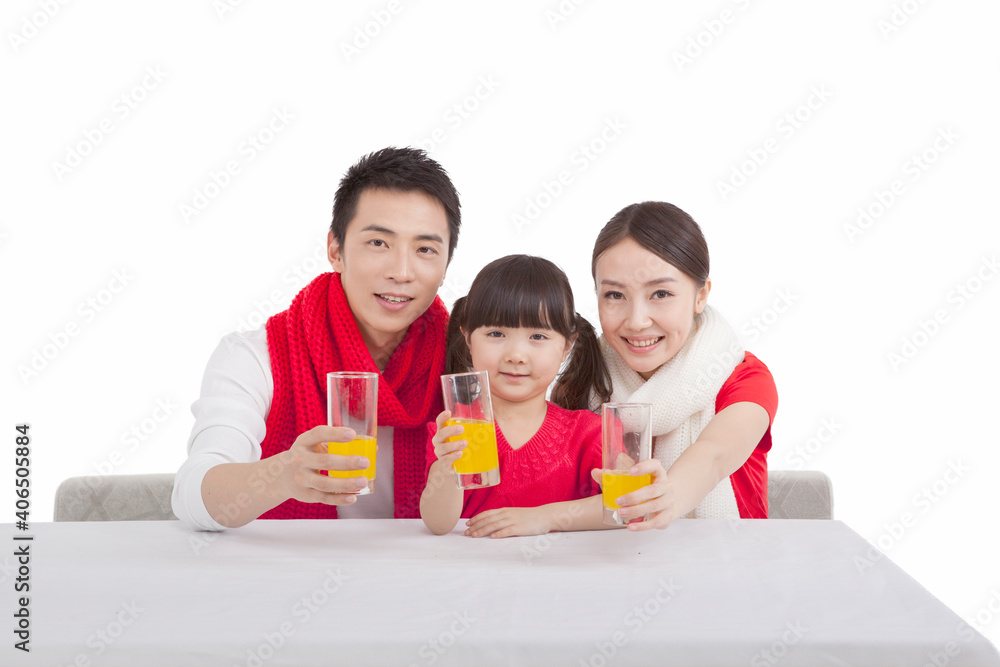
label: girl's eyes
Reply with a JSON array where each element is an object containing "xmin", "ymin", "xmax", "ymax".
[
  {"xmin": 652, "ymin": 290, "xmax": 673, "ymax": 299},
  {"xmin": 482, "ymin": 330, "xmax": 550, "ymax": 340}
]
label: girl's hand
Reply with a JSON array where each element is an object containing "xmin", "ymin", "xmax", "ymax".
[
  {"xmin": 432, "ymin": 410, "xmax": 467, "ymax": 469},
  {"xmin": 610, "ymin": 459, "xmax": 677, "ymax": 531},
  {"xmin": 465, "ymin": 507, "xmax": 551, "ymax": 538}
]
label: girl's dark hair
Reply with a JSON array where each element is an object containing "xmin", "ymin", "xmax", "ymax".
[
  {"xmin": 447, "ymin": 255, "xmax": 611, "ymax": 411},
  {"xmin": 591, "ymin": 201, "xmax": 710, "ymax": 287}
]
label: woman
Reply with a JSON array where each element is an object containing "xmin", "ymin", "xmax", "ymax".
[{"xmin": 584, "ymin": 201, "xmax": 778, "ymax": 529}]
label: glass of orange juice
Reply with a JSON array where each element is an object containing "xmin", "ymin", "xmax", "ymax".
[
  {"xmin": 441, "ymin": 370, "xmax": 500, "ymax": 490},
  {"xmin": 602, "ymin": 402, "xmax": 653, "ymax": 526},
  {"xmin": 327, "ymin": 371, "xmax": 378, "ymax": 495}
]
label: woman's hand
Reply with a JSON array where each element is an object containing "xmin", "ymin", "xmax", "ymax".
[
  {"xmin": 598, "ymin": 459, "xmax": 677, "ymax": 531},
  {"xmin": 464, "ymin": 506, "xmax": 551, "ymax": 538}
]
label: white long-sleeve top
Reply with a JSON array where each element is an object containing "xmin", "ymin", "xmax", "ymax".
[{"xmin": 171, "ymin": 327, "xmax": 395, "ymax": 530}]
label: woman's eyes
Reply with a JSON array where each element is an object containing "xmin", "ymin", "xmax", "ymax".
[{"xmin": 603, "ymin": 290, "xmax": 672, "ymax": 300}]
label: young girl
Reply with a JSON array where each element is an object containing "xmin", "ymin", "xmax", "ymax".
[{"xmin": 420, "ymin": 255, "xmax": 611, "ymax": 537}]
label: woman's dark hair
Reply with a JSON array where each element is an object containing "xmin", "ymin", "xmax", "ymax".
[
  {"xmin": 447, "ymin": 255, "xmax": 611, "ymax": 411},
  {"xmin": 331, "ymin": 146, "xmax": 461, "ymax": 262},
  {"xmin": 591, "ymin": 201, "xmax": 710, "ymax": 287}
]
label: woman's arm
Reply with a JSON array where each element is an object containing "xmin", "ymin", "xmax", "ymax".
[{"xmin": 615, "ymin": 401, "xmax": 770, "ymax": 530}]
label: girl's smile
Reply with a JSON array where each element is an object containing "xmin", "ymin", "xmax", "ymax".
[{"xmin": 466, "ymin": 326, "xmax": 572, "ymax": 407}]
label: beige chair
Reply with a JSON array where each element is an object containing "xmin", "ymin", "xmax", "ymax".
[
  {"xmin": 54, "ymin": 473, "xmax": 177, "ymax": 521},
  {"xmin": 54, "ymin": 470, "xmax": 834, "ymax": 522},
  {"xmin": 768, "ymin": 470, "xmax": 834, "ymax": 519}
]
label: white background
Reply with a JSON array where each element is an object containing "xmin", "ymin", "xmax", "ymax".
[{"xmin": 2, "ymin": 0, "xmax": 998, "ymax": 647}]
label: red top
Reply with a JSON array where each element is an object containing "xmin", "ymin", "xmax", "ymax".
[
  {"xmin": 720, "ymin": 352, "xmax": 778, "ymax": 519},
  {"xmin": 426, "ymin": 402, "xmax": 603, "ymax": 518}
]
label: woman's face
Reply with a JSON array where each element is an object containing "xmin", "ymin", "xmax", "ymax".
[{"xmin": 594, "ymin": 238, "xmax": 710, "ymax": 380}]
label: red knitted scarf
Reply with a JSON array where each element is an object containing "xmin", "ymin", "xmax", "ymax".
[{"xmin": 260, "ymin": 272, "xmax": 447, "ymax": 519}]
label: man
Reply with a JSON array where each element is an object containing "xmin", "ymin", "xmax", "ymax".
[{"xmin": 172, "ymin": 147, "xmax": 461, "ymax": 530}]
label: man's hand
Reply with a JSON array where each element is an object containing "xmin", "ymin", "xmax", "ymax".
[
  {"xmin": 201, "ymin": 425, "xmax": 376, "ymax": 528},
  {"xmin": 274, "ymin": 425, "xmax": 372, "ymax": 505}
]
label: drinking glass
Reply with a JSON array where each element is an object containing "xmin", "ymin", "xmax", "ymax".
[
  {"xmin": 327, "ymin": 371, "xmax": 378, "ymax": 495},
  {"xmin": 602, "ymin": 402, "xmax": 653, "ymax": 525},
  {"xmin": 441, "ymin": 370, "xmax": 500, "ymax": 489}
]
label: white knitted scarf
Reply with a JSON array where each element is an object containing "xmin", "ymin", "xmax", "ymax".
[{"xmin": 599, "ymin": 304, "xmax": 745, "ymax": 519}]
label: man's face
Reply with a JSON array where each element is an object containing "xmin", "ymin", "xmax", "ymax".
[{"xmin": 329, "ymin": 188, "xmax": 450, "ymax": 351}]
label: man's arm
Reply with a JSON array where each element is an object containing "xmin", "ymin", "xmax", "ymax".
[
  {"xmin": 171, "ymin": 330, "xmax": 369, "ymax": 530},
  {"xmin": 201, "ymin": 425, "xmax": 370, "ymax": 528}
]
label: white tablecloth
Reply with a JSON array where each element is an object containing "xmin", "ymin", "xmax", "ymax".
[{"xmin": 5, "ymin": 519, "xmax": 998, "ymax": 666}]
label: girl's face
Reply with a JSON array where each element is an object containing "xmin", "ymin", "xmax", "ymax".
[
  {"xmin": 466, "ymin": 325, "xmax": 573, "ymax": 405},
  {"xmin": 594, "ymin": 238, "xmax": 710, "ymax": 380}
]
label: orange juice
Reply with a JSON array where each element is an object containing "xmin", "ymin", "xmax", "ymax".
[
  {"xmin": 445, "ymin": 418, "xmax": 499, "ymax": 474},
  {"xmin": 327, "ymin": 435, "xmax": 377, "ymax": 479},
  {"xmin": 602, "ymin": 471, "xmax": 653, "ymax": 509}
]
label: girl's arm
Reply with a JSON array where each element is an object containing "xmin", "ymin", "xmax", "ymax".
[
  {"xmin": 464, "ymin": 494, "xmax": 619, "ymax": 538},
  {"xmin": 615, "ymin": 401, "xmax": 770, "ymax": 530},
  {"xmin": 419, "ymin": 411, "xmax": 467, "ymax": 535}
]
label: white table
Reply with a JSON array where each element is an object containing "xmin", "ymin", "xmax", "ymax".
[{"xmin": 4, "ymin": 519, "xmax": 998, "ymax": 666}]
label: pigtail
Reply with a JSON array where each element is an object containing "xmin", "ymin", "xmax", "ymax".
[
  {"xmin": 551, "ymin": 313, "xmax": 611, "ymax": 412},
  {"xmin": 445, "ymin": 296, "xmax": 473, "ymax": 375}
]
